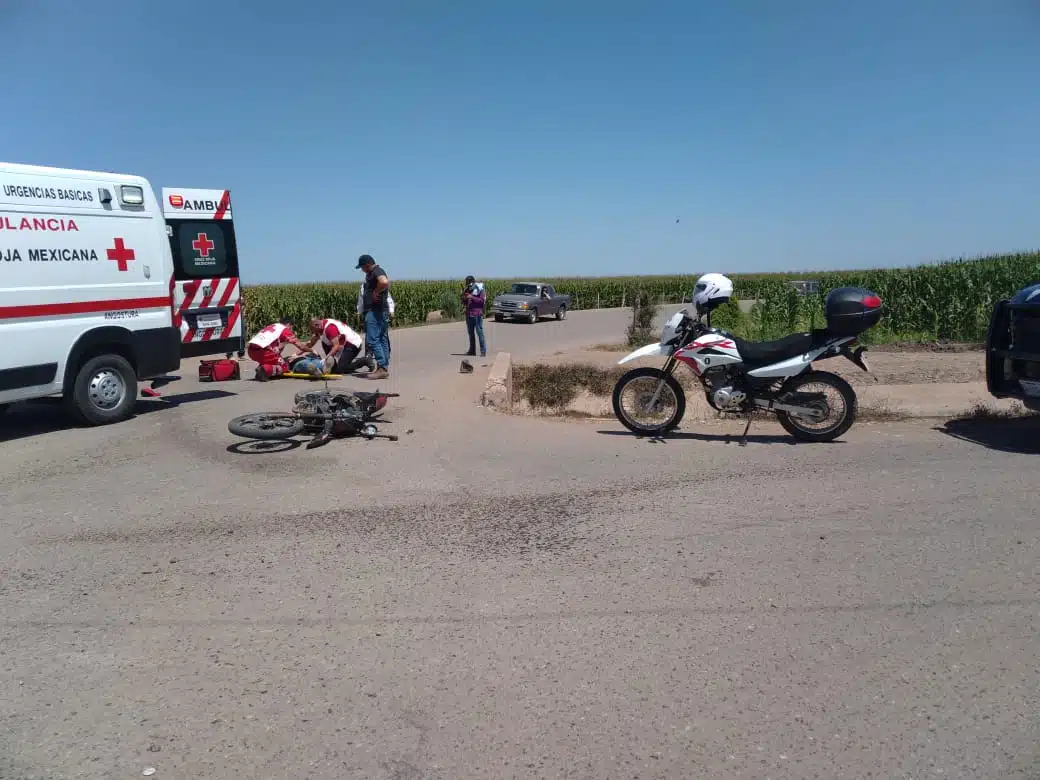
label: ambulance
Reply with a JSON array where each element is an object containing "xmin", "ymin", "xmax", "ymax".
[
  {"xmin": 162, "ymin": 187, "xmax": 245, "ymax": 360},
  {"xmin": 0, "ymin": 161, "xmax": 186, "ymax": 425}
]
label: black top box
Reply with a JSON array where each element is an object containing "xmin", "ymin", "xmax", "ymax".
[{"xmin": 825, "ymin": 286, "xmax": 884, "ymax": 336}]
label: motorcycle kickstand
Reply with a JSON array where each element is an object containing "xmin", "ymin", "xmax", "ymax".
[{"xmin": 738, "ymin": 411, "xmax": 754, "ymax": 447}]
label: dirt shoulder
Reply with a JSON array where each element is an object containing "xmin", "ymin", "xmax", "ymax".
[{"xmin": 507, "ymin": 344, "xmax": 1034, "ymax": 422}]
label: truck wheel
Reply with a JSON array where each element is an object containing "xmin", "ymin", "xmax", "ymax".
[
  {"xmin": 494, "ymin": 314, "xmax": 504, "ymax": 323},
  {"xmin": 68, "ymin": 354, "xmax": 137, "ymax": 426},
  {"xmin": 527, "ymin": 310, "xmax": 538, "ymax": 324},
  {"xmin": 556, "ymin": 305, "xmax": 567, "ymax": 321},
  {"xmin": 0, "ymin": 403, "xmax": 9, "ymax": 416}
]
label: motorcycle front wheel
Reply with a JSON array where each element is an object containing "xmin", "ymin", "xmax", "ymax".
[
  {"xmin": 611, "ymin": 367, "xmax": 686, "ymax": 435},
  {"xmin": 228, "ymin": 412, "xmax": 306, "ymax": 440},
  {"xmin": 775, "ymin": 370, "xmax": 857, "ymax": 443}
]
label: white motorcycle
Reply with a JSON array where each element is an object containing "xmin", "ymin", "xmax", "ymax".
[{"xmin": 612, "ymin": 274, "xmax": 884, "ymax": 443}]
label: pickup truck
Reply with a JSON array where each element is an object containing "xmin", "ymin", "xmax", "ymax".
[
  {"xmin": 986, "ymin": 281, "xmax": 1040, "ymax": 411},
  {"xmin": 490, "ymin": 282, "xmax": 572, "ymax": 323}
]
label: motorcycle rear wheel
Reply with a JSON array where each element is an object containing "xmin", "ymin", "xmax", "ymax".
[
  {"xmin": 228, "ymin": 412, "xmax": 306, "ymax": 440},
  {"xmin": 612, "ymin": 367, "xmax": 686, "ymax": 435},
  {"xmin": 776, "ymin": 370, "xmax": 857, "ymax": 443}
]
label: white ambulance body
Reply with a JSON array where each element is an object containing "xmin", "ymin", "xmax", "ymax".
[
  {"xmin": 162, "ymin": 188, "xmax": 245, "ymax": 359},
  {"xmin": 0, "ymin": 162, "xmax": 181, "ymax": 424}
]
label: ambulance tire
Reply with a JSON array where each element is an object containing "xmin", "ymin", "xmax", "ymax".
[{"xmin": 68, "ymin": 353, "xmax": 138, "ymax": 426}]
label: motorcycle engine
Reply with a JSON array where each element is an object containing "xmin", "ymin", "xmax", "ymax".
[
  {"xmin": 701, "ymin": 367, "xmax": 747, "ymax": 411},
  {"xmin": 711, "ymin": 385, "xmax": 747, "ymax": 411},
  {"xmin": 293, "ymin": 390, "xmax": 331, "ymax": 415}
]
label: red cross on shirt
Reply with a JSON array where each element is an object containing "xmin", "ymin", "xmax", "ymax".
[
  {"xmin": 106, "ymin": 238, "xmax": 135, "ymax": 272},
  {"xmin": 192, "ymin": 232, "xmax": 215, "ymax": 257}
]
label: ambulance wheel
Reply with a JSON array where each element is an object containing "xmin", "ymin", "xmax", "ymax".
[{"xmin": 68, "ymin": 354, "xmax": 137, "ymax": 426}]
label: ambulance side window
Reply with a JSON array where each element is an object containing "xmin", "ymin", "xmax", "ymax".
[{"xmin": 169, "ymin": 221, "xmax": 240, "ymax": 280}]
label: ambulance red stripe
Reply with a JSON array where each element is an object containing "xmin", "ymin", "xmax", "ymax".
[
  {"xmin": 213, "ymin": 190, "xmax": 231, "ymax": 220},
  {"xmin": 221, "ymin": 300, "xmax": 241, "ymax": 340},
  {"xmin": 177, "ymin": 280, "xmax": 200, "ymax": 316},
  {"xmin": 196, "ymin": 279, "xmax": 219, "ymax": 310},
  {"xmin": 180, "ymin": 279, "xmax": 207, "ymax": 343},
  {"xmin": 169, "ymin": 274, "xmax": 183, "ymax": 328},
  {"xmin": 187, "ymin": 279, "xmax": 220, "ymax": 342},
  {"xmin": 0, "ymin": 296, "xmax": 171, "ymax": 320},
  {"xmin": 216, "ymin": 277, "xmax": 238, "ymax": 308},
  {"xmin": 201, "ymin": 278, "xmax": 239, "ymax": 341}
]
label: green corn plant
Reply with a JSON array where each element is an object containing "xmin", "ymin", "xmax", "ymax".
[{"xmin": 240, "ymin": 252, "xmax": 1040, "ymax": 342}]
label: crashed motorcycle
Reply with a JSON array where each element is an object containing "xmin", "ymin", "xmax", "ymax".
[
  {"xmin": 228, "ymin": 388, "xmax": 399, "ymax": 449},
  {"xmin": 612, "ymin": 285, "xmax": 883, "ymax": 443}
]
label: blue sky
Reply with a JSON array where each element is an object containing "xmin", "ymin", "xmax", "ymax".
[{"xmin": 2, "ymin": 1, "xmax": 1037, "ymax": 283}]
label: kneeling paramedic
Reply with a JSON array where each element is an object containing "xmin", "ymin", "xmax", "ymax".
[
  {"xmin": 248, "ymin": 318, "xmax": 312, "ymax": 381},
  {"xmin": 307, "ymin": 317, "xmax": 375, "ymax": 375}
]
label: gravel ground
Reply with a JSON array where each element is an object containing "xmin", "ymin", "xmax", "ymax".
[{"xmin": 1, "ymin": 310, "xmax": 1036, "ymax": 780}]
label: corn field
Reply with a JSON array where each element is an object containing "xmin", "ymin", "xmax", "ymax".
[{"xmin": 242, "ymin": 251, "xmax": 1039, "ymax": 343}]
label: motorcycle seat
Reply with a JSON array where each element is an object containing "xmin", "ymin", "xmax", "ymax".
[{"xmin": 733, "ymin": 330, "xmax": 832, "ymax": 367}]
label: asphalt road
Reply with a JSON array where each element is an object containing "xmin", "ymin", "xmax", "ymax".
[{"xmin": 1, "ymin": 307, "xmax": 1037, "ymax": 780}]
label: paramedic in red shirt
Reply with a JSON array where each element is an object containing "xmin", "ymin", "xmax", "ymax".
[
  {"xmin": 247, "ymin": 318, "xmax": 311, "ymax": 381},
  {"xmin": 307, "ymin": 317, "xmax": 375, "ymax": 375}
]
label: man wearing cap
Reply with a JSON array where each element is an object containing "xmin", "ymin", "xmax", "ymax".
[{"xmin": 357, "ymin": 253, "xmax": 391, "ymax": 380}]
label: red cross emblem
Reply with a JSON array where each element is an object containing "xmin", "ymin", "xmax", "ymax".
[
  {"xmin": 192, "ymin": 232, "xmax": 215, "ymax": 257},
  {"xmin": 106, "ymin": 238, "xmax": 135, "ymax": 272}
]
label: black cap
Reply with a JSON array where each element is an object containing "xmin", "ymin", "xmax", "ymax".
[{"xmin": 356, "ymin": 254, "xmax": 375, "ymax": 269}]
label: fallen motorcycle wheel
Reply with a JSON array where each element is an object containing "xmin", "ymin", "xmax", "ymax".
[
  {"xmin": 775, "ymin": 371, "xmax": 857, "ymax": 443},
  {"xmin": 228, "ymin": 412, "xmax": 306, "ymax": 440},
  {"xmin": 612, "ymin": 367, "xmax": 686, "ymax": 435}
]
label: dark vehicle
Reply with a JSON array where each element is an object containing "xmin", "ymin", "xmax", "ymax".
[
  {"xmin": 986, "ymin": 282, "xmax": 1040, "ymax": 411},
  {"xmin": 228, "ymin": 389, "xmax": 399, "ymax": 448},
  {"xmin": 491, "ymin": 282, "xmax": 572, "ymax": 323}
]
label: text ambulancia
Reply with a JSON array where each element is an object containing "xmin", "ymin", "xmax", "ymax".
[{"xmin": 0, "ymin": 161, "xmax": 182, "ymax": 425}]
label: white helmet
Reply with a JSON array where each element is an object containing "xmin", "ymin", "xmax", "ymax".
[{"xmin": 692, "ymin": 272, "xmax": 733, "ymax": 313}]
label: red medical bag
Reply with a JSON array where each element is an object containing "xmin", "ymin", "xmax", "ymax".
[{"xmin": 199, "ymin": 359, "xmax": 241, "ymax": 382}]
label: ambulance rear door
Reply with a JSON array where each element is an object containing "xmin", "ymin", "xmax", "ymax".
[{"xmin": 162, "ymin": 187, "xmax": 244, "ymax": 358}]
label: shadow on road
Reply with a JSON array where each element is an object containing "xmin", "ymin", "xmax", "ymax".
[
  {"xmin": 0, "ymin": 389, "xmax": 237, "ymax": 444},
  {"xmin": 596, "ymin": 429, "xmax": 798, "ymax": 445},
  {"xmin": 937, "ymin": 415, "xmax": 1040, "ymax": 454},
  {"xmin": 227, "ymin": 439, "xmax": 303, "ymax": 455}
]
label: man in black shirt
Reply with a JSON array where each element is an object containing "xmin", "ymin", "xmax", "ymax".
[{"xmin": 357, "ymin": 253, "xmax": 391, "ymax": 379}]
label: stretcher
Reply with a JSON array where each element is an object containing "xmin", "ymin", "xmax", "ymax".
[{"xmin": 281, "ymin": 372, "xmax": 344, "ymax": 380}]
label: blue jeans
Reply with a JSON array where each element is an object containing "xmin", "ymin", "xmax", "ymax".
[
  {"xmin": 466, "ymin": 314, "xmax": 486, "ymax": 356},
  {"xmin": 364, "ymin": 309, "xmax": 390, "ymax": 369}
]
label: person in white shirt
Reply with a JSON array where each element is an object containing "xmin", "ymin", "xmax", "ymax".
[
  {"xmin": 305, "ymin": 317, "xmax": 375, "ymax": 375},
  {"xmin": 247, "ymin": 317, "xmax": 311, "ymax": 381}
]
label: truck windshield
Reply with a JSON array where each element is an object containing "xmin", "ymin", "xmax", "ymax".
[{"xmin": 511, "ymin": 284, "xmax": 538, "ymax": 295}]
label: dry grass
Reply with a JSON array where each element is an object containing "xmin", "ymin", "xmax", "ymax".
[
  {"xmin": 513, "ymin": 361, "xmax": 705, "ymax": 410},
  {"xmin": 856, "ymin": 402, "xmax": 913, "ymax": 422},
  {"xmin": 952, "ymin": 400, "xmax": 1036, "ymax": 421},
  {"xmin": 870, "ymin": 341, "xmax": 985, "ymax": 353},
  {"xmin": 512, "ymin": 363, "xmax": 625, "ymax": 410}
]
